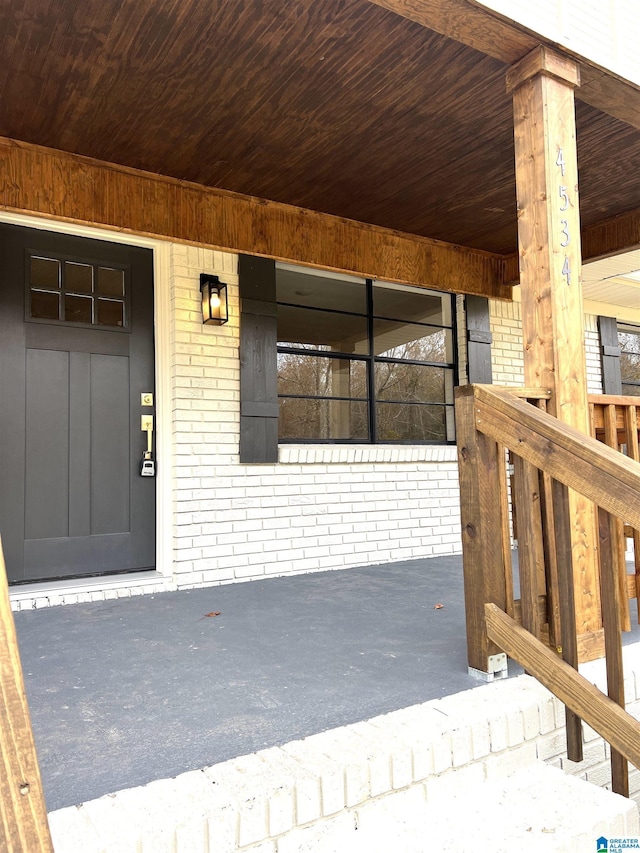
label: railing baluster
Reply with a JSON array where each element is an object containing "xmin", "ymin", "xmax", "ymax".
[
  {"xmin": 540, "ymin": 470, "xmax": 561, "ymax": 650},
  {"xmin": 597, "ymin": 506, "xmax": 629, "ymax": 797},
  {"xmin": 603, "ymin": 404, "xmax": 631, "ymax": 632},
  {"xmin": 551, "ymin": 479, "xmax": 583, "ymax": 762},
  {"xmin": 497, "ymin": 447, "xmax": 514, "ymax": 618},
  {"xmin": 512, "ymin": 456, "xmax": 544, "ymax": 640},
  {"xmin": 623, "ymin": 405, "xmax": 640, "ymax": 622}
]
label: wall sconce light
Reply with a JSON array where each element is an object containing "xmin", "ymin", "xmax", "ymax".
[{"xmin": 200, "ymin": 274, "xmax": 229, "ymax": 325}]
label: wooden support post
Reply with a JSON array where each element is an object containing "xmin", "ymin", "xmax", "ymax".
[
  {"xmin": 455, "ymin": 386, "xmax": 509, "ymax": 679},
  {"xmin": 0, "ymin": 537, "xmax": 53, "ymax": 852},
  {"xmin": 508, "ymin": 46, "xmax": 603, "ymax": 661}
]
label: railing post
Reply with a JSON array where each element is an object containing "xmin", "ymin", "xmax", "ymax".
[
  {"xmin": 0, "ymin": 536, "xmax": 53, "ymax": 853},
  {"xmin": 455, "ymin": 386, "xmax": 509, "ymax": 680}
]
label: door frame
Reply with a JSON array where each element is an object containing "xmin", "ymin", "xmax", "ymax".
[{"xmin": 0, "ymin": 210, "xmax": 173, "ymax": 582}]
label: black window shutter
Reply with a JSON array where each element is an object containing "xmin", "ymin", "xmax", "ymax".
[
  {"xmin": 466, "ymin": 295, "xmax": 493, "ymax": 384},
  {"xmin": 239, "ymin": 255, "xmax": 279, "ymax": 463},
  {"xmin": 598, "ymin": 315, "xmax": 622, "ymax": 395}
]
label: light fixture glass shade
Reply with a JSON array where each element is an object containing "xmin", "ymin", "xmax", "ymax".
[{"xmin": 200, "ymin": 274, "xmax": 229, "ymax": 325}]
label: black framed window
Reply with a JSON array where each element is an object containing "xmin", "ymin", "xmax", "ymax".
[
  {"xmin": 276, "ymin": 265, "xmax": 457, "ymax": 443},
  {"xmin": 619, "ymin": 324, "xmax": 640, "ymax": 396}
]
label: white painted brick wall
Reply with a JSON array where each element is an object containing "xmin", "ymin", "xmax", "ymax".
[
  {"xmin": 169, "ymin": 247, "xmax": 463, "ymax": 591},
  {"xmin": 490, "ymin": 297, "xmax": 604, "ymax": 394},
  {"xmin": 490, "ymin": 299, "xmax": 525, "ymax": 386}
]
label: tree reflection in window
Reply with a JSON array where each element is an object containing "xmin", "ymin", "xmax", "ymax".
[
  {"xmin": 276, "ymin": 265, "xmax": 456, "ymax": 443},
  {"xmin": 619, "ymin": 326, "xmax": 640, "ymax": 396}
]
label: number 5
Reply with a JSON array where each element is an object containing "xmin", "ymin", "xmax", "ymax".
[{"xmin": 559, "ymin": 185, "xmax": 569, "ymax": 211}]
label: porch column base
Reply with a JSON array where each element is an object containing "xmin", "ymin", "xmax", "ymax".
[{"xmin": 468, "ymin": 652, "xmax": 509, "ymax": 682}]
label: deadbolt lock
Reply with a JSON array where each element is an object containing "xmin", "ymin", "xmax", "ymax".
[{"xmin": 141, "ymin": 392, "xmax": 154, "ymax": 407}]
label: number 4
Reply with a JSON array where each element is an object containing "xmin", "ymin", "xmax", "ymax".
[
  {"xmin": 556, "ymin": 148, "xmax": 566, "ymax": 176},
  {"xmin": 562, "ymin": 257, "xmax": 571, "ymax": 284}
]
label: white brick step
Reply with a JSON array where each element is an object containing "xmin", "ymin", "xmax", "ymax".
[
  {"xmin": 48, "ymin": 673, "xmax": 640, "ymax": 853},
  {"xmin": 279, "ymin": 763, "xmax": 638, "ymax": 853}
]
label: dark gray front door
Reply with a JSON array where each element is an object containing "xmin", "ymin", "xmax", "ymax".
[{"xmin": 0, "ymin": 224, "xmax": 156, "ymax": 583}]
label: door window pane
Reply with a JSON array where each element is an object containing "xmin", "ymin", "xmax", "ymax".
[
  {"xmin": 31, "ymin": 257, "xmax": 60, "ymax": 289},
  {"xmin": 31, "ymin": 290, "xmax": 60, "ymax": 320},
  {"xmin": 65, "ymin": 262, "xmax": 93, "ymax": 293},
  {"xmin": 97, "ymin": 267, "xmax": 125, "ymax": 297},
  {"xmin": 97, "ymin": 299, "xmax": 125, "ymax": 327},
  {"xmin": 65, "ymin": 294, "xmax": 93, "ymax": 324}
]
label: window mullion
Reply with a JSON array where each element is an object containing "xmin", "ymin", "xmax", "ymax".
[{"xmin": 366, "ymin": 280, "xmax": 376, "ymax": 443}]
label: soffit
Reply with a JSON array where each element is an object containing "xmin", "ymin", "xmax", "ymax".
[{"xmin": 1, "ymin": 0, "xmax": 639, "ymax": 258}]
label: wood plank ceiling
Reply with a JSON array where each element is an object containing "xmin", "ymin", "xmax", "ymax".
[{"xmin": 1, "ymin": 0, "xmax": 639, "ymax": 257}]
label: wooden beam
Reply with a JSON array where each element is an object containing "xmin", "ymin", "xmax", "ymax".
[
  {"xmin": 581, "ymin": 207, "xmax": 640, "ymax": 264},
  {"xmin": 0, "ymin": 538, "xmax": 53, "ymax": 853},
  {"xmin": 504, "ymin": 206, "xmax": 640, "ymax": 285},
  {"xmin": 485, "ymin": 603, "xmax": 640, "ymax": 771},
  {"xmin": 366, "ymin": 0, "xmax": 640, "ymax": 130},
  {"xmin": 0, "ymin": 138, "xmax": 509, "ymax": 301}
]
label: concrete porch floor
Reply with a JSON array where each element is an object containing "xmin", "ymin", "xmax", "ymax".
[
  {"xmin": 15, "ymin": 554, "xmax": 489, "ymax": 813},
  {"xmin": 12, "ymin": 554, "xmax": 536, "ymax": 813}
]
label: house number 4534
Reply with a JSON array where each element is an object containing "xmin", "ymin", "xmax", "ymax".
[{"xmin": 557, "ymin": 148, "xmax": 571, "ymax": 285}]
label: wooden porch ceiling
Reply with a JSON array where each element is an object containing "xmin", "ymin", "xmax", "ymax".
[{"xmin": 1, "ymin": 0, "xmax": 640, "ymax": 261}]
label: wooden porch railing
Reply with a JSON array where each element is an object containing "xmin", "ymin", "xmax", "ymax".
[
  {"xmin": 0, "ymin": 536, "xmax": 53, "ymax": 851},
  {"xmin": 456, "ymin": 384, "xmax": 640, "ymax": 797},
  {"xmin": 590, "ymin": 394, "xmax": 640, "ymax": 624}
]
